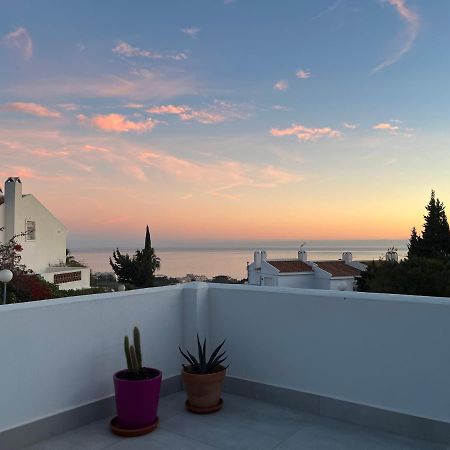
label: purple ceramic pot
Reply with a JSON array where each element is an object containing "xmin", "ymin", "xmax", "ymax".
[{"xmin": 113, "ymin": 368, "xmax": 162, "ymax": 429}]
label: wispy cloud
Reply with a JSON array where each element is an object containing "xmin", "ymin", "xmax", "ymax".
[
  {"xmin": 273, "ymin": 80, "xmax": 288, "ymax": 91},
  {"xmin": 57, "ymin": 103, "xmax": 80, "ymax": 111},
  {"xmin": 313, "ymin": 0, "xmax": 342, "ymax": 19},
  {"xmin": 296, "ymin": 69, "xmax": 311, "ymax": 79},
  {"xmin": 270, "ymin": 123, "xmax": 341, "ymax": 141},
  {"xmin": 112, "ymin": 41, "xmax": 187, "ymax": 60},
  {"xmin": 272, "ymin": 105, "xmax": 292, "ymax": 111},
  {"xmin": 83, "ymin": 144, "xmax": 110, "ymax": 153},
  {"xmin": 123, "ymin": 103, "xmax": 145, "ymax": 109},
  {"xmin": 1, "ymin": 102, "xmax": 61, "ymax": 118},
  {"xmin": 90, "ymin": 114, "xmax": 157, "ymax": 133},
  {"xmin": 373, "ymin": 122, "xmax": 399, "ymax": 132},
  {"xmin": 372, "ymin": 0, "xmax": 420, "ymax": 73},
  {"xmin": 30, "ymin": 148, "xmax": 70, "ymax": 157},
  {"xmin": 147, "ymin": 100, "xmax": 251, "ymax": 124},
  {"xmin": 138, "ymin": 150, "xmax": 301, "ymax": 195},
  {"xmin": 7, "ymin": 70, "xmax": 197, "ymax": 101},
  {"xmin": 0, "ymin": 27, "xmax": 33, "ymax": 60},
  {"xmin": 343, "ymin": 122, "xmax": 360, "ymax": 129},
  {"xmin": 181, "ymin": 27, "xmax": 200, "ymax": 38}
]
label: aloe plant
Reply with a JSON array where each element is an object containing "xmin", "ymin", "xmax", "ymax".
[{"xmin": 179, "ymin": 334, "xmax": 228, "ymax": 374}]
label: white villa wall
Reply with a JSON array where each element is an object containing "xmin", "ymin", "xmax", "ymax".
[
  {"xmin": 41, "ymin": 267, "xmax": 91, "ymax": 290},
  {"xmin": 0, "ymin": 205, "xmax": 4, "ymax": 242},
  {"xmin": 208, "ymin": 284, "xmax": 450, "ymax": 423},
  {"xmin": 15, "ymin": 195, "xmax": 67, "ymax": 274},
  {"xmin": 277, "ymin": 273, "xmax": 316, "ymax": 288},
  {"xmin": 329, "ymin": 277, "xmax": 355, "ymax": 291},
  {"xmin": 2, "ymin": 283, "xmax": 450, "ymax": 432}
]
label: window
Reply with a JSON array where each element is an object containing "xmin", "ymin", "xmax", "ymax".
[{"xmin": 26, "ymin": 220, "xmax": 36, "ymax": 240}]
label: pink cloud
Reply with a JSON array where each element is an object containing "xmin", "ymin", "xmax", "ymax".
[
  {"xmin": 30, "ymin": 148, "xmax": 70, "ymax": 157},
  {"xmin": 112, "ymin": 41, "xmax": 187, "ymax": 60},
  {"xmin": 83, "ymin": 144, "xmax": 110, "ymax": 153},
  {"xmin": 270, "ymin": 123, "xmax": 341, "ymax": 141},
  {"xmin": 296, "ymin": 69, "xmax": 311, "ymax": 79},
  {"xmin": 373, "ymin": 123, "xmax": 399, "ymax": 132},
  {"xmin": 5, "ymin": 166, "xmax": 73, "ymax": 181},
  {"xmin": 147, "ymin": 104, "xmax": 224, "ymax": 124},
  {"xmin": 372, "ymin": 0, "xmax": 419, "ymax": 73},
  {"xmin": 343, "ymin": 122, "xmax": 359, "ymax": 129},
  {"xmin": 147, "ymin": 101, "xmax": 250, "ymax": 125},
  {"xmin": 1, "ymin": 102, "xmax": 61, "ymax": 118},
  {"xmin": 273, "ymin": 80, "xmax": 288, "ymax": 91},
  {"xmin": 0, "ymin": 27, "xmax": 33, "ymax": 60},
  {"xmin": 148, "ymin": 104, "xmax": 188, "ymax": 115},
  {"xmin": 138, "ymin": 150, "xmax": 301, "ymax": 195},
  {"xmin": 90, "ymin": 114, "xmax": 156, "ymax": 133}
]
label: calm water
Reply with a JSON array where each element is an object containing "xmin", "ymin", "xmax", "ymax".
[{"xmin": 72, "ymin": 240, "xmax": 408, "ymax": 279}]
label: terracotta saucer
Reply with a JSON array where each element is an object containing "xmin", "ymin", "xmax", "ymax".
[
  {"xmin": 185, "ymin": 398, "xmax": 224, "ymax": 414},
  {"xmin": 110, "ymin": 416, "xmax": 159, "ymax": 437}
]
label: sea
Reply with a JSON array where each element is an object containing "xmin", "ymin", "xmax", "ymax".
[{"xmin": 72, "ymin": 240, "xmax": 408, "ymax": 280}]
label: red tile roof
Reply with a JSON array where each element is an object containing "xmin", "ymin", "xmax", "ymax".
[
  {"xmin": 267, "ymin": 260, "xmax": 314, "ymax": 273},
  {"xmin": 315, "ymin": 261, "xmax": 361, "ymax": 277}
]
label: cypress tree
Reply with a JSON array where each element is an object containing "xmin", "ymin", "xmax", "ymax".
[
  {"xmin": 110, "ymin": 226, "xmax": 160, "ymax": 288},
  {"xmin": 408, "ymin": 191, "xmax": 450, "ymax": 259}
]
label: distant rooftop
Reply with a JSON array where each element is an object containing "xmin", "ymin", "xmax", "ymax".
[
  {"xmin": 267, "ymin": 259, "xmax": 314, "ymax": 273},
  {"xmin": 315, "ymin": 260, "xmax": 362, "ymax": 277}
]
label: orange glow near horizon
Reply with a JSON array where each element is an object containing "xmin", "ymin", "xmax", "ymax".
[{"xmin": 8, "ymin": 172, "xmax": 441, "ymax": 246}]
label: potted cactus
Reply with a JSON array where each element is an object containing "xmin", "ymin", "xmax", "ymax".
[
  {"xmin": 111, "ymin": 326, "xmax": 162, "ymax": 436},
  {"xmin": 179, "ymin": 334, "xmax": 228, "ymax": 414}
]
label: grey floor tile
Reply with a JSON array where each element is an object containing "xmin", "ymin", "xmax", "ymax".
[
  {"xmin": 158, "ymin": 391, "xmax": 187, "ymax": 421},
  {"xmin": 23, "ymin": 418, "xmax": 121, "ymax": 450},
  {"xmin": 161, "ymin": 397, "xmax": 286, "ymax": 450},
  {"xmin": 108, "ymin": 428, "xmax": 220, "ymax": 450},
  {"xmin": 274, "ymin": 416, "xmax": 447, "ymax": 450},
  {"xmin": 20, "ymin": 393, "xmax": 447, "ymax": 450}
]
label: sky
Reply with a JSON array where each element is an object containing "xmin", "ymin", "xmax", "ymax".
[{"xmin": 1, "ymin": 0, "xmax": 450, "ymax": 248}]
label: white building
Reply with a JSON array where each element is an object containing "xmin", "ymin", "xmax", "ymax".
[
  {"xmin": 0, "ymin": 177, "xmax": 90, "ymax": 290},
  {"xmin": 247, "ymin": 248, "xmax": 366, "ymax": 291}
]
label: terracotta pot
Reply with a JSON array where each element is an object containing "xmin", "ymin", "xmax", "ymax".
[{"xmin": 182, "ymin": 365, "xmax": 226, "ymax": 409}]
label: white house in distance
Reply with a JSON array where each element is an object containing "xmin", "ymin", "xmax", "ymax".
[
  {"xmin": 247, "ymin": 248, "xmax": 367, "ymax": 291},
  {"xmin": 0, "ymin": 177, "xmax": 90, "ymax": 290}
]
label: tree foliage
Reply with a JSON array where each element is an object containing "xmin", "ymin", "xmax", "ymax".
[
  {"xmin": 408, "ymin": 190, "xmax": 450, "ymax": 259},
  {"xmin": 357, "ymin": 257, "xmax": 450, "ymax": 298},
  {"xmin": 0, "ymin": 227, "xmax": 58, "ymax": 303},
  {"xmin": 110, "ymin": 226, "xmax": 160, "ymax": 288}
]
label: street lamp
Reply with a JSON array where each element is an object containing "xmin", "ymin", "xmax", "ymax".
[{"xmin": 0, "ymin": 269, "xmax": 13, "ymax": 305}]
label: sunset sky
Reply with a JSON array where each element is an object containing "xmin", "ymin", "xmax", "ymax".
[{"xmin": 1, "ymin": 0, "xmax": 450, "ymax": 247}]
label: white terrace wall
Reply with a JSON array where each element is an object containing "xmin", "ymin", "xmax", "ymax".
[
  {"xmin": 207, "ymin": 284, "xmax": 450, "ymax": 423},
  {"xmin": 0, "ymin": 285, "xmax": 189, "ymax": 432},
  {"xmin": 2, "ymin": 282, "xmax": 450, "ymax": 433}
]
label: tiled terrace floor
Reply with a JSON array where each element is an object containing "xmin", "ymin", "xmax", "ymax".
[{"xmin": 23, "ymin": 392, "xmax": 446, "ymax": 450}]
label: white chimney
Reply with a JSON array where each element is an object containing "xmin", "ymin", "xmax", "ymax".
[
  {"xmin": 342, "ymin": 252, "xmax": 352, "ymax": 264},
  {"xmin": 298, "ymin": 249, "xmax": 307, "ymax": 262},
  {"xmin": 254, "ymin": 251, "xmax": 262, "ymax": 269},
  {"xmin": 385, "ymin": 250, "xmax": 398, "ymax": 262},
  {"xmin": 4, "ymin": 177, "xmax": 22, "ymax": 241}
]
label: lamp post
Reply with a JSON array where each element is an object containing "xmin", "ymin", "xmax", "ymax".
[{"xmin": 0, "ymin": 269, "xmax": 13, "ymax": 305}]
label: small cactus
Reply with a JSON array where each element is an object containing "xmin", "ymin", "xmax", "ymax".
[{"xmin": 124, "ymin": 326, "xmax": 144, "ymax": 375}]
